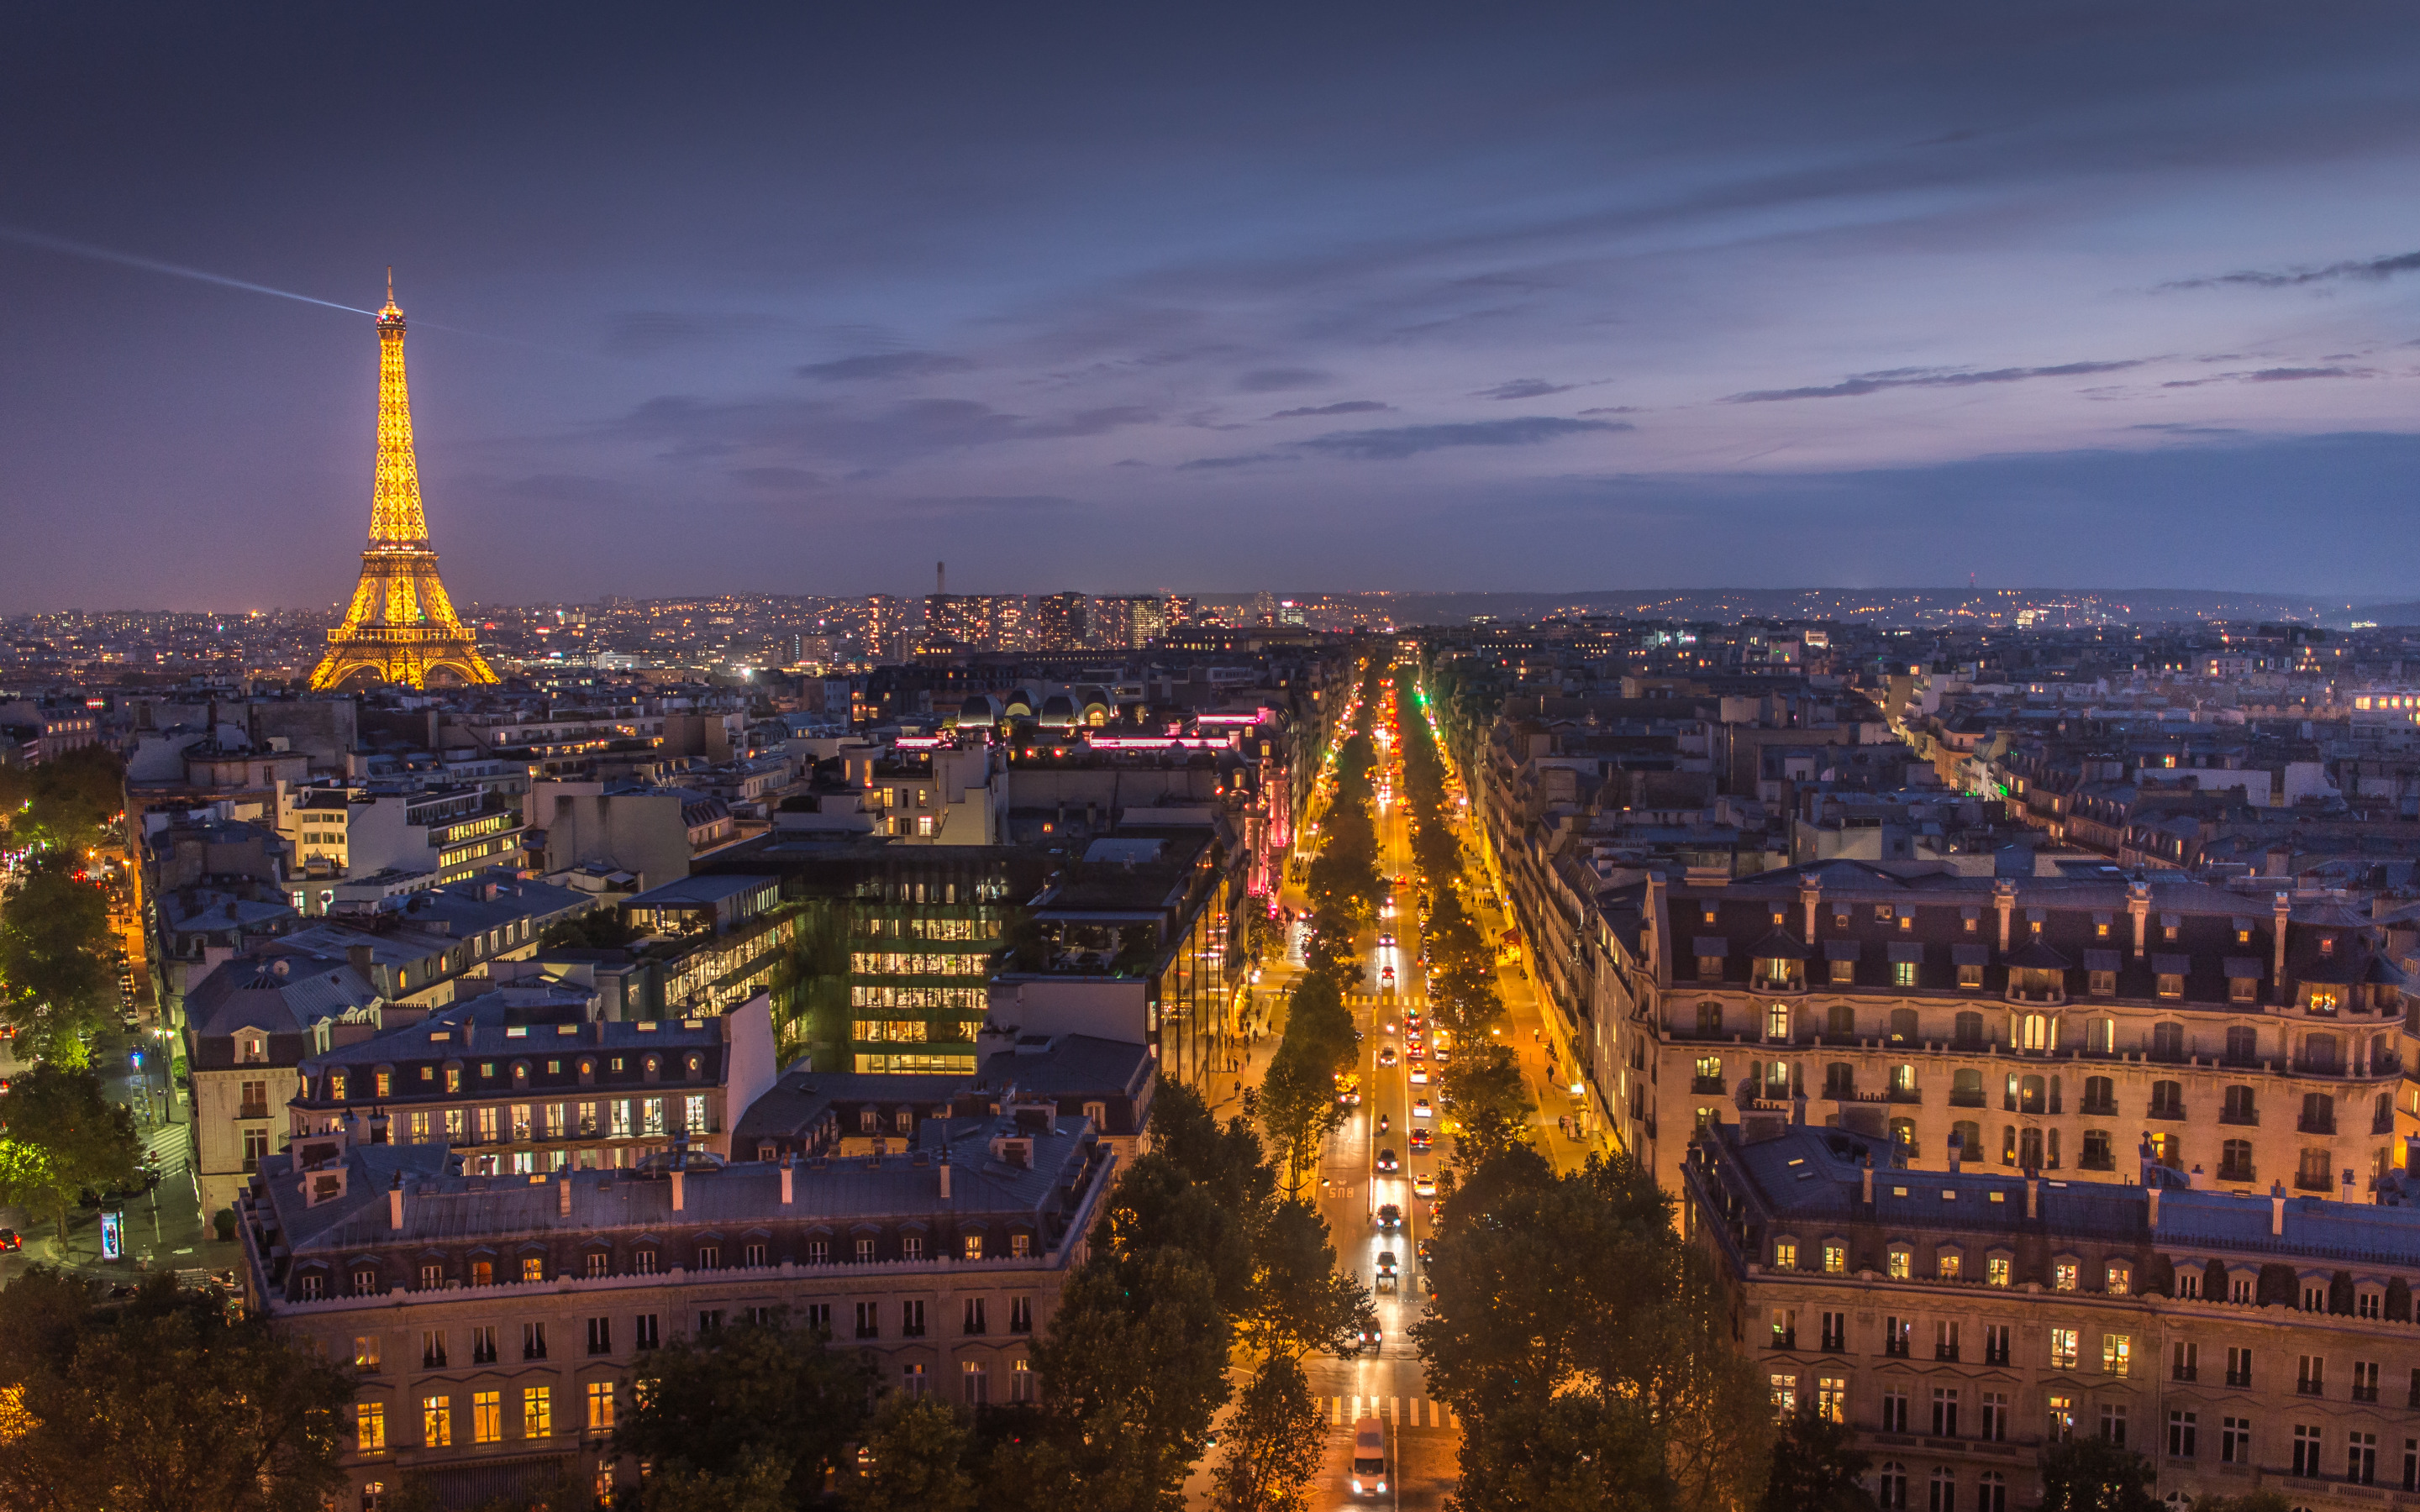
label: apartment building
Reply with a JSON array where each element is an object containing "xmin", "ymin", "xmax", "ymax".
[
  {"xmin": 1623, "ymin": 863, "xmax": 2405, "ymax": 1201},
  {"xmin": 1689, "ymin": 1122, "xmax": 2420, "ymax": 1510},
  {"xmin": 283, "ymin": 989, "xmax": 777, "ymax": 1170},
  {"xmin": 240, "ymin": 1105, "xmax": 1115, "ymax": 1509}
]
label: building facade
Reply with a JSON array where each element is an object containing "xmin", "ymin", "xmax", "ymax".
[{"xmin": 1690, "ymin": 1122, "xmax": 2420, "ymax": 1511}]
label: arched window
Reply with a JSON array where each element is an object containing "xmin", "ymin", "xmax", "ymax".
[
  {"xmin": 1697, "ymin": 1003, "xmax": 1723, "ymax": 1037},
  {"xmin": 1954, "ymin": 1011, "xmax": 1985, "ymax": 1046},
  {"xmin": 2019, "ymin": 1013, "xmax": 2049, "ymax": 1052},
  {"xmin": 1765, "ymin": 1061, "xmax": 1791, "ymax": 1097},
  {"xmin": 1768, "ymin": 1003, "xmax": 1791, "ymax": 1042},
  {"xmin": 2150, "ymin": 1081, "xmax": 2185, "ymax": 1118},
  {"xmin": 2021, "ymin": 1075, "xmax": 2046, "ymax": 1115},
  {"xmin": 1890, "ymin": 1117, "xmax": 1918, "ymax": 1158},
  {"xmin": 1823, "ymin": 1062, "xmax": 1855, "ymax": 1097},
  {"xmin": 1876, "ymin": 1463, "xmax": 1907, "ymax": 1510},
  {"xmin": 2083, "ymin": 1076, "xmax": 2115, "ymax": 1115},
  {"xmin": 2224, "ymin": 1025, "xmax": 2257, "ymax": 1063},
  {"xmin": 1951, "ymin": 1121, "xmax": 1981, "ymax": 1160},
  {"xmin": 1977, "ymin": 1471, "xmax": 2007, "ymax": 1512},
  {"xmin": 1828, "ymin": 1003, "xmax": 1856, "ymax": 1039},
  {"xmin": 1952, "ymin": 1068, "xmax": 1983, "ymax": 1105},
  {"xmin": 1891, "ymin": 1063, "xmax": 1918, "ymax": 1095},
  {"xmin": 1929, "ymin": 1466, "xmax": 1957, "ymax": 1512},
  {"xmin": 2018, "ymin": 1126, "xmax": 2044, "ymax": 1170},
  {"xmin": 1889, "ymin": 1009, "xmax": 1919, "ymax": 1045}
]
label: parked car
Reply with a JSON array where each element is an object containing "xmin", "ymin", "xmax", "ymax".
[{"xmin": 0, "ymin": 1229, "xmax": 21, "ymax": 1252}]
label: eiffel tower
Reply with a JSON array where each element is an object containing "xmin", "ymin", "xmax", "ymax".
[{"xmin": 308, "ymin": 276, "xmax": 498, "ymax": 690}]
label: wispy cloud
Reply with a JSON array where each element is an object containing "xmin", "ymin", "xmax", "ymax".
[
  {"xmin": 1473, "ymin": 377, "xmax": 1575, "ymax": 400},
  {"xmin": 797, "ymin": 351, "xmax": 975, "ymax": 381},
  {"xmin": 2159, "ymin": 365, "xmax": 2374, "ymax": 389},
  {"xmin": 1299, "ymin": 416, "xmax": 1629, "ymax": 460},
  {"xmin": 605, "ymin": 312, "xmax": 781, "ymax": 359},
  {"xmin": 2165, "ymin": 251, "xmax": 2420, "ymax": 290},
  {"xmin": 1235, "ymin": 366, "xmax": 1329, "ymax": 392},
  {"xmin": 1269, "ymin": 400, "xmax": 1392, "ymax": 418},
  {"xmin": 1728, "ymin": 360, "xmax": 2143, "ymax": 403}
]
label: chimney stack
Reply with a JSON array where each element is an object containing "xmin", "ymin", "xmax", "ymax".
[
  {"xmin": 388, "ymin": 1174, "xmax": 405, "ymax": 1230},
  {"xmin": 1946, "ymin": 1132, "xmax": 1962, "ymax": 1176},
  {"xmin": 1860, "ymin": 1160, "xmax": 1873, "ymax": 1207},
  {"xmin": 2146, "ymin": 1186, "xmax": 2161, "ymax": 1230},
  {"xmin": 780, "ymin": 1153, "xmax": 794, "ymax": 1205},
  {"xmin": 2270, "ymin": 1182, "xmax": 2286, "ymax": 1235},
  {"xmin": 939, "ymin": 1154, "xmax": 952, "ymax": 1200},
  {"xmin": 671, "ymin": 1168, "xmax": 686, "ymax": 1212},
  {"xmin": 937, "ymin": 560, "xmax": 945, "ymax": 595},
  {"xmin": 557, "ymin": 1173, "xmax": 572, "ymax": 1217},
  {"xmin": 2025, "ymin": 1175, "xmax": 2039, "ymax": 1220}
]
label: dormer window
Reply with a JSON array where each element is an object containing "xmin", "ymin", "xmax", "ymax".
[
  {"xmin": 2318, "ymin": 936, "xmax": 2335, "ymax": 956},
  {"xmin": 329, "ymin": 1073, "xmax": 347, "ymax": 1100}
]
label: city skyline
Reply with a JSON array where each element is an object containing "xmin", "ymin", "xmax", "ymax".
[{"xmin": 8, "ymin": 3, "xmax": 2420, "ymax": 607}]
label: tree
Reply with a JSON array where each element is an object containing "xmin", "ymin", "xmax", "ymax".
[
  {"xmin": 1210, "ymin": 1357, "xmax": 1325, "ymax": 1512},
  {"xmin": 1023, "ymin": 1247, "xmax": 1232, "ymax": 1511},
  {"xmin": 842, "ymin": 1392, "xmax": 976, "ymax": 1512},
  {"xmin": 0, "ymin": 1064, "xmax": 139, "ymax": 1239},
  {"xmin": 614, "ymin": 1309, "xmax": 870, "ymax": 1511},
  {"xmin": 1241, "ymin": 1195, "xmax": 1375, "ymax": 1359},
  {"xmin": 2036, "ymin": 1436, "xmax": 2161, "ymax": 1512},
  {"xmin": 1415, "ymin": 1150, "xmax": 1770, "ymax": 1512},
  {"xmin": 640, "ymin": 1455, "xmax": 792, "ymax": 1512},
  {"xmin": 1450, "ymin": 1392, "xmax": 1676, "ymax": 1512},
  {"xmin": 536, "ymin": 908, "xmax": 635, "ymax": 951},
  {"xmin": 0, "ymin": 1269, "xmax": 356, "ymax": 1512},
  {"xmin": 1440, "ymin": 1039, "xmax": 1532, "ymax": 1168},
  {"xmin": 1760, "ymin": 1407, "xmax": 1876, "ymax": 1512},
  {"xmin": 0, "ymin": 862, "xmax": 116, "ymax": 1058},
  {"xmin": 8, "ymin": 748, "xmax": 125, "ymax": 856}
]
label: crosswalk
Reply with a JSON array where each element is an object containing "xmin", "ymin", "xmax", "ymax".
[
  {"xmin": 139, "ymin": 1124, "xmax": 188, "ymax": 1175},
  {"xmin": 1325, "ymin": 1394, "xmax": 1457, "ymax": 1430}
]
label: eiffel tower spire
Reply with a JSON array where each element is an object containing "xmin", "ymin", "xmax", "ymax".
[{"xmin": 310, "ymin": 278, "xmax": 498, "ymax": 690}]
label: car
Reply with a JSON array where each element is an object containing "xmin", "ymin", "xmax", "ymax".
[
  {"xmin": 1432, "ymin": 1045, "xmax": 1451, "ymax": 1063},
  {"xmin": 1409, "ymin": 1127, "xmax": 1433, "ymax": 1150},
  {"xmin": 1413, "ymin": 1098, "xmax": 1433, "ymax": 1118},
  {"xmin": 1415, "ymin": 1238, "xmax": 1434, "ymax": 1266},
  {"xmin": 1378, "ymin": 1047, "xmax": 1397, "ymax": 1067},
  {"xmin": 1349, "ymin": 1321, "xmax": 1384, "ymax": 1357},
  {"xmin": 1375, "ymin": 1249, "xmax": 1399, "ymax": 1277},
  {"xmin": 1376, "ymin": 1148, "xmax": 1399, "ymax": 1172},
  {"xmin": 0, "ymin": 1229, "xmax": 19, "ymax": 1252},
  {"xmin": 1376, "ymin": 1203, "xmax": 1403, "ymax": 1231},
  {"xmin": 1413, "ymin": 1173, "xmax": 1438, "ymax": 1198},
  {"xmin": 1409, "ymin": 1066, "xmax": 1429, "ymax": 1084},
  {"xmin": 1377, "ymin": 933, "xmax": 1395, "ymax": 948},
  {"xmin": 1337, "ymin": 1085, "xmax": 1361, "ymax": 1106},
  {"xmin": 1381, "ymin": 1020, "xmax": 1397, "ymax": 1035}
]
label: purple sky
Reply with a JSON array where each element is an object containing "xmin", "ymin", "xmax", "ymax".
[{"xmin": 7, "ymin": 3, "xmax": 2420, "ymax": 610}]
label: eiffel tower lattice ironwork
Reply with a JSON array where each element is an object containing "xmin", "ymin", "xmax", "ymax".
[{"xmin": 309, "ymin": 276, "xmax": 498, "ymax": 690}]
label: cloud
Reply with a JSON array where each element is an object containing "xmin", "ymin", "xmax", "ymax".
[
  {"xmin": 885, "ymin": 494, "xmax": 1086, "ymax": 517},
  {"xmin": 728, "ymin": 465, "xmax": 825, "ymax": 489},
  {"xmin": 618, "ymin": 393, "xmax": 1152, "ymax": 465},
  {"xmin": 1235, "ymin": 366, "xmax": 1329, "ymax": 392},
  {"xmin": 2159, "ymin": 365, "xmax": 2373, "ymax": 389},
  {"xmin": 504, "ymin": 473, "xmax": 636, "ymax": 504},
  {"xmin": 2165, "ymin": 251, "xmax": 2420, "ymax": 291},
  {"xmin": 797, "ymin": 350, "xmax": 976, "ymax": 382},
  {"xmin": 1473, "ymin": 377, "xmax": 1575, "ymax": 400},
  {"xmin": 1728, "ymin": 360, "xmax": 2144, "ymax": 402},
  {"xmin": 2128, "ymin": 423, "xmax": 2249, "ymax": 437},
  {"xmin": 1269, "ymin": 400, "xmax": 1392, "ymax": 418},
  {"xmin": 1577, "ymin": 406, "xmax": 1639, "ymax": 416},
  {"xmin": 604, "ymin": 312, "xmax": 780, "ymax": 359},
  {"xmin": 1177, "ymin": 452, "xmax": 1281, "ymax": 470},
  {"xmin": 1298, "ymin": 416, "xmax": 1630, "ymax": 460}
]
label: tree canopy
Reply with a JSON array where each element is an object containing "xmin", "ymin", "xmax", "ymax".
[
  {"xmin": 0, "ymin": 1064, "xmax": 139, "ymax": 1238},
  {"xmin": 613, "ymin": 1308, "xmax": 871, "ymax": 1511},
  {"xmin": 0, "ymin": 1270, "xmax": 355, "ymax": 1512}
]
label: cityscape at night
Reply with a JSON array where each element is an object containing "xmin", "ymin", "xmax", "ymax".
[{"xmin": 7, "ymin": 5, "xmax": 2420, "ymax": 1510}]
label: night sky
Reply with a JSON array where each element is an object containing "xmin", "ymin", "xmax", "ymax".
[{"xmin": 8, "ymin": 3, "xmax": 2420, "ymax": 610}]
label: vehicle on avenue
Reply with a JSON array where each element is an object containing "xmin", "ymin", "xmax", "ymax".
[
  {"xmin": 1377, "ymin": 933, "xmax": 1395, "ymax": 948},
  {"xmin": 1413, "ymin": 1097, "xmax": 1433, "ymax": 1118},
  {"xmin": 1377, "ymin": 1147, "xmax": 1399, "ymax": 1172},
  {"xmin": 1413, "ymin": 1173, "xmax": 1437, "ymax": 1198},
  {"xmin": 0, "ymin": 1230, "xmax": 19, "ymax": 1252},
  {"xmin": 1409, "ymin": 1065, "xmax": 1429, "ymax": 1084},
  {"xmin": 1376, "ymin": 1202, "xmax": 1403, "ymax": 1231},
  {"xmin": 1379, "ymin": 1046, "xmax": 1397, "ymax": 1066},
  {"xmin": 1409, "ymin": 1126, "xmax": 1432, "ymax": 1150}
]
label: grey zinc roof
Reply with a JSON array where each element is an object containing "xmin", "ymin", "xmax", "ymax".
[
  {"xmin": 977, "ymin": 1035, "xmax": 1153, "ymax": 1100},
  {"xmin": 185, "ymin": 954, "xmax": 381, "ymax": 1038},
  {"xmin": 261, "ymin": 1119, "xmax": 1097, "ymax": 1257}
]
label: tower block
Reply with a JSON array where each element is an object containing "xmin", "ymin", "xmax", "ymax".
[{"xmin": 309, "ymin": 280, "xmax": 498, "ymax": 690}]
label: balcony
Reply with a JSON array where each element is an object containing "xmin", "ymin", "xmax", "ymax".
[
  {"xmin": 2080, "ymin": 1152, "xmax": 2117, "ymax": 1173},
  {"xmin": 2173, "ymin": 1363, "xmax": 2197, "ymax": 1383},
  {"xmin": 2294, "ymin": 1171, "xmax": 2334, "ymax": 1193},
  {"xmin": 238, "ymin": 1103, "xmax": 271, "ymax": 1121},
  {"xmin": 1691, "ymin": 1076, "xmax": 1727, "ymax": 1096},
  {"xmin": 2227, "ymin": 1369, "xmax": 2252, "ymax": 1389},
  {"xmin": 2148, "ymin": 1105, "xmax": 2188, "ymax": 1122},
  {"xmin": 1949, "ymin": 1089, "xmax": 1986, "ymax": 1109},
  {"xmin": 1770, "ymin": 1331, "xmax": 1797, "ymax": 1351},
  {"xmin": 1886, "ymin": 1088, "xmax": 1923, "ymax": 1105},
  {"xmin": 2296, "ymin": 1113, "xmax": 2336, "ymax": 1137},
  {"xmin": 2080, "ymin": 1098, "xmax": 2118, "ymax": 1117},
  {"xmin": 2217, "ymin": 1109, "xmax": 2257, "ymax": 1126},
  {"xmin": 2217, "ymin": 1160, "xmax": 2256, "ymax": 1184}
]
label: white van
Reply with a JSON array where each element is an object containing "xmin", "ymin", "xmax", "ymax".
[{"xmin": 1350, "ymin": 1417, "xmax": 1388, "ymax": 1495}]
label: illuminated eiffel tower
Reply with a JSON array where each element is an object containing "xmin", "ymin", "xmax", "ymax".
[{"xmin": 308, "ymin": 276, "xmax": 498, "ymax": 690}]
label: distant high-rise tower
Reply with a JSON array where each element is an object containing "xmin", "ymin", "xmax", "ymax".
[
  {"xmin": 1034, "ymin": 591, "xmax": 1089, "ymax": 650},
  {"xmin": 310, "ymin": 278, "xmax": 497, "ymax": 690}
]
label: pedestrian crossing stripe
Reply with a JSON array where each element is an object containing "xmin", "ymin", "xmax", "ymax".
[{"xmin": 1328, "ymin": 1395, "xmax": 1456, "ymax": 1430}]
